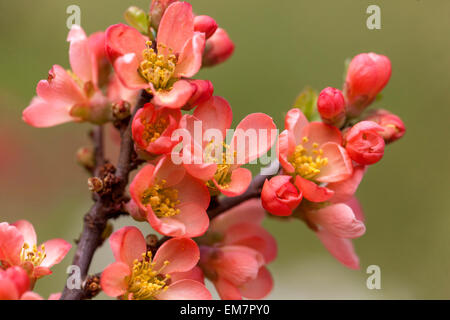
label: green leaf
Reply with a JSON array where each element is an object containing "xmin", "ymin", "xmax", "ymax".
[
  {"xmin": 124, "ymin": 6, "xmax": 150, "ymax": 35},
  {"xmin": 292, "ymin": 86, "xmax": 319, "ymax": 121}
]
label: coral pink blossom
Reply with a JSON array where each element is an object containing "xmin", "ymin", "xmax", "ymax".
[
  {"xmin": 345, "ymin": 121, "xmax": 385, "ymax": 165},
  {"xmin": 203, "ymin": 28, "xmax": 235, "ymax": 67},
  {"xmin": 198, "ymin": 199, "xmax": 276, "ymax": 300},
  {"xmin": 0, "ymin": 221, "xmax": 71, "ymax": 281},
  {"xmin": 129, "ymin": 156, "xmax": 210, "ymax": 237},
  {"xmin": 365, "ymin": 109, "xmax": 406, "ymax": 144},
  {"xmin": 132, "ymin": 103, "xmax": 182, "ymax": 156},
  {"xmin": 23, "ymin": 25, "xmax": 111, "ymax": 127},
  {"xmin": 317, "ymin": 87, "xmax": 346, "ymax": 127},
  {"xmin": 106, "ymin": 2, "xmax": 206, "ymax": 109},
  {"xmin": 278, "ymin": 108, "xmax": 353, "ymax": 202},
  {"xmin": 261, "ymin": 175, "xmax": 303, "ymax": 216},
  {"xmin": 177, "ymin": 96, "xmax": 277, "ymax": 197},
  {"xmin": 194, "ymin": 15, "xmax": 218, "ymax": 39},
  {"xmin": 101, "ymin": 226, "xmax": 212, "ymax": 300},
  {"xmin": 299, "ymin": 198, "xmax": 365, "ymax": 270},
  {"xmin": 344, "ymin": 53, "xmax": 392, "ymax": 116},
  {"xmin": 182, "ymin": 79, "xmax": 214, "ymax": 111}
]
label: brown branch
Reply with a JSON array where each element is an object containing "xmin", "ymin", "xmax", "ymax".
[{"xmin": 60, "ymin": 90, "xmax": 152, "ymax": 300}]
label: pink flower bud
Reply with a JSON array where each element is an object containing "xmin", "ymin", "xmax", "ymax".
[
  {"xmin": 345, "ymin": 121, "xmax": 385, "ymax": 165},
  {"xmin": 365, "ymin": 109, "xmax": 406, "ymax": 144},
  {"xmin": 194, "ymin": 15, "xmax": 218, "ymax": 40},
  {"xmin": 182, "ymin": 80, "xmax": 214, "ymax": 110},
  {"xmin": 261, "ymin": 175, "xmax": 302, "ymax": 216},
  {"xmin": 317, "ymin": 87, "xmax": 346, "ymax": 127},
  {"xmin": 344, "ymin": 53, "xmax": 391, "ymax": 117},
  {"xmin": 125, "ymin": 199, "xmax": 147, "ymax": 222},
  {"xmin": 203, "ymin": 28, "xmax": 235, "ymax": 67}
]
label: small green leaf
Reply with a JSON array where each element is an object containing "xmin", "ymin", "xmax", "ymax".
[
  {"xmin": 292, "ymin": 86, "xmax": 319, "ymax": 121},
  {"xmin": 124, "ymin": 6, "xmax": 150, "ymax": 35}
]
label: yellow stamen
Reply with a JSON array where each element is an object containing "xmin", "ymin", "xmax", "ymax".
[
  {"xmin": 141, "ymin": 117, "xmax": 168, "ymax": 143},
  {"xmin": 142, "ymin": 179, "xmax": 180, "ymax": 218},
  {"xmin": 127, "ymin": 251, "xmax": 170, "ymax": 300},
  {"xmin": 139, "ymin": 41, "xmax": 177, "ymax": 91},
  {"xmin": 289, "ymin": 137, "xmax": 328, "ymax": 179},
  {"xmin": 205, "ymin": 141, "xmax": 236, "ymax": 190},
  {"xmin": 20, "ymin": 243, "xmax": 46, "ymax": 267}
]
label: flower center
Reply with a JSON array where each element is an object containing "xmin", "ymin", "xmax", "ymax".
[
  {"xmin": 204, "ymin": 141, "xmax": 236, "ymax": 190},
  {"xmin": 141, "ymin": 117, "xmax": 168, "ymax": 144},
  {"xmin": 127, "ymin": 252, "xmax": 170, "ymax": 300},
  {"xmin": 139, "ymin": 41, "xmax": 177, "ymax": 91},
  {"xmin": 289, "ymin": 137, "xmax": 328, "ymax": 179},
  {"xmin": 141, "ymin": 180, "xmax": 180, "ymax": 218},
  {"xmin": 20, "ymin": 243, "xmax": 46, "ymax": 267}
]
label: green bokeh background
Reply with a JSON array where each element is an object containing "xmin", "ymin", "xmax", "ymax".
[{"xmin": 0, "ymin": 0, "xmax": 449, "ymax": 299}]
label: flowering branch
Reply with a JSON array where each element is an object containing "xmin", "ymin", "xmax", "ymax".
[{"xmin": 60, "ymin": 90, "xmax": 152, "ymax": 300}]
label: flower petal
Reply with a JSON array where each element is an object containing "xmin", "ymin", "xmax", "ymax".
[
  {"xmin": 193, "ymin": 96, "xmax": 232, "ymax": 140},
  {"xmin": 214, "ymin": 167, "xmax": 252, "ymax": 197},
  {"xmin": 40, "ymin": 239, "xmax": 71, "ymax": 268},
  {"xmin": 156, "ymin": 279, "xmax": 212, "ymax": 300},
  {"xmin": 231, "ymin": 113, "xmax": 277, "ymax": 165},
  {"xmin": 114, "ymin": 53, "xmax": 149, "ymax": 90},
  {"xmin": 214, "ymin": 277, "xmax": 242, "ymax": 300},
  {"xmin": 172, "ymin": 202, "xmax": 210, "ymax": 238},
  {"xmin": 100, "ymin": 262, "xmax": 131, "ymax": 297},
  {"xmin": 315, "ymin": 142, "xmax": 353, "ymax": 183},
  {"xmin": 174, "ymin": 32, "xmax": 205, "ymax": 78},
  {"xmin": 277, "ymin": 129, "xmax": 296, "ymax": 173},
  {"xmin": 67, "ymin": 25, "xmax": 93, "ymax": 84},
  {"xmin": 175, "ymin": 173, "xmax": 210, "ymax": 210},
  {"xmin": 154, "ymin": 238, "xmax": 200, "ymax": 274},
  {"xmin": 294, "ymin": 175, "xmax": 334, "ymax": 203},
  {"xmin": 109, "ymin": 226, "xmax": 146, "ymax": 266},
  {"xmin": 170, "ymin": 266, "xmax": 205, "ymax": 284},
  {"xmin": 105, "ymin": 24, "xmax": 147, "ymax": 62},
  {"xmin": 328, "ymin": 165, "xmax": 366, "ymax": 203},
  {"xmin": 20, "ymin": 291, "xmax": 44, "ymax": 300},
  {"xmin": 22, "ymin": 97, "xmax": 74, "ymax": 128},
  {"xmin": 285, "ymin": 108, "xmax": 308, "ymax": 145},
  {"xmin": 157, "ymin": 2, "xmax": 194, "ymax": 54},
  {"xmin": 129, "ymin": 164, "xmax": 156, "ymax": 211},
  {"xmin": 0, "ymin": 222, "xmax": 24, "ymax": 266},
  {"xmin": 316, "ymin": 230, "xmax": 360, "ymax": 270},
  {"xmin": 239, "ymin": 266, "xmax": 273, "ymax": 299},
  {"xmin": 12, "ymin": 220, "xmax": 36, "ymax": 246},
  {"xmin": 151, "ymin": 80, "xmax": 195, "ymax": 109},
  {"xmin": 307, "ymin": 203, "xmax": 366, "ymax": 239},
  {"xmin": 301, "ymin": 122, "xmax": 342, "ymax": 147}
]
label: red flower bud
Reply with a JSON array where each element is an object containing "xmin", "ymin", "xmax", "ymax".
[
  {"xmin": 365, "ymin": 109, "xmax": 406, "ymax": 144},
  {"xmin": 194, "ymin": 15, "xmax": 218, "ymax": 40},
  {"xmin": 182, "ymin": 80, "xmax": 214, "ymax": 111},
  {"xmin": 261, "ymin": 175, "xmax": 302, "ymax": 216},
  {"xmin": 344, "ymin": 53, "xmax": 391, "ymax": 117},
  {"xmin": 345, "ymin": 121, "xmax": 385, "ymax": 165},
  {"xmin": 203, "ymin": 28, "xmax": 235, "ymax": 67},
  {"xmin": 317, "ymin": 87, "xmax": 346, "ymax": 127}
]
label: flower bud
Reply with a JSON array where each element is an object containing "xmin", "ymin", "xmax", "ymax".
[
  {"xmin": 364, "ymin": 109, "xmax": 406, "ymax": 144},
  {"xmin": 88, "ymin": 177, "xmax": 104, "ymax": 193},
  {"xmin": 345, "ymin": 121, "xmax": 385, "ymax": 165},
  {"xmin": 76, "ymin": 147, "xmax": 95, "ymax": 171},
  {"xmin": 261, "ymin": 175, "xmax": 302, "ymax": 216},
  {"xmin": 317, "ymin": 87, "xmax": 346, "ymax": 127},
  {"xmin": 124, "ymin": 6, "xmax": 150, "ymax": 34},
  {"xmin": 182, "ymin": 80, "xmax": 214, "ymax": 110},
  {"xmin": 194, "ymin": 15, "xmax": 218, "ymax": 39},
  {"xmin": 112, "ymin": 101, "xmax": 131, "ymax": 120},
  {"xmin": 344, "ymin": 53, "xmax": 391, "ymax": 117},
  {"xmin": 202, "ymin": 28, "xmax": 235, "ymax": 67},
  {"xmin": 149, "ymin": 0, "xmax": 178, "ymax": 30}
]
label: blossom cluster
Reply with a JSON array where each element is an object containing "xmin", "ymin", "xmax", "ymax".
[{"xmin": 6, "ymin": 0, "xmax": 405, "ymax": 300}]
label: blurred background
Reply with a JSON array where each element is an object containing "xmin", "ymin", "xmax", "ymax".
[{"xmin": 1, "ymin": 0, "xmax": 449, "ymax": 299}]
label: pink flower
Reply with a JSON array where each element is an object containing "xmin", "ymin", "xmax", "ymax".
[
  {"xmin": 345, "ymin": 121, "xmax": 385, "ymax": 165},
  {"xmin": 261, "ymin": 175, "xmax": 303, "ymax": 216},
  {"xmin": 0, "ymin": 221, "xmax": 71, "ymax": 281},
  {"xmin": 23, "ymin": 25, "xmax": 111, "ymax": 127},
  {"xmin": 177, "ymin": 96, "xmax": 277, "ymax": 197},
  {"xmin": 194, "ymin": 15, "xmax": 218, "ymax": 39},
  {"xmin": 317, "ymin": 87, "xmax": 346, "ymax": 127},
  {"xmin": 106, "ymin": 2, "xmax": 206, "ymax": 109},
  {"xmin": 132, "ymin": 103, "xmax": 182, "ymax": 156},
  {"xmin": 182, "ymin": 79, "xmax": 214, "ymax": 111},
  {"xmin": 198, "ymin": 199, "xmax": 276, "ymax": 300},
  {"xmin": 129, "ymin": 156, "xmax": 210, "ymax": 237},
  {"xmin": 100, "ymin": 226, "xmax": 212, "ymax": 300},
  {"xmin": 365, "ymin": 109, "xmax": 406, "ymax": 144},
  {"xmin": 344, "ymin": 53, "xmax": 391, "ymax": 116},
  {"xmin": 203, "ymin": 28, "xmax": 235, "ymax": 67},
  {"xmin": 278, "ymin": 108, "xmax": 353, "ymax": 202}
]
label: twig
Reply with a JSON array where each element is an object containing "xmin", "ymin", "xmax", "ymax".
[{"xmin": 60, "ymin": 90, "xmax": 152, "ymax": 300}]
